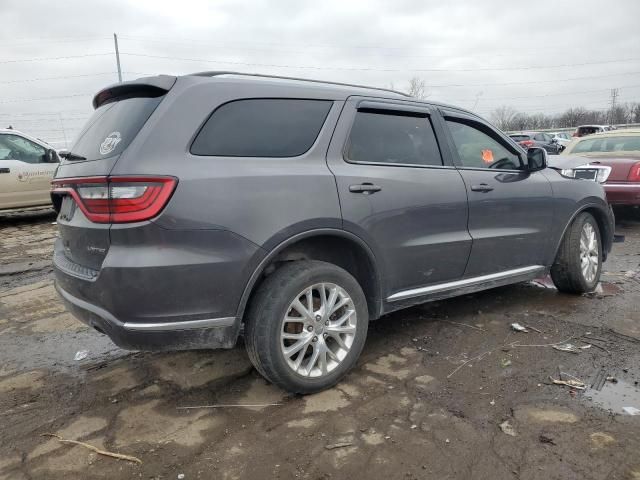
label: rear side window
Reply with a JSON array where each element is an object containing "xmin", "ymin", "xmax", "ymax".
[
  {"xmin": 191, "ymin": 99, "xmax": 332, "ymax": 157},
  {"xmin": 345, "ymin": 110, "xmax": 443, "ymax": 166},
  {"xmin": 70, "ymin": 96, "xmax": 163, "ymax": 160}
]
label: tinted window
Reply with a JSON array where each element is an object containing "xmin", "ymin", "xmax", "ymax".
[
  {"xmin": 509, "ymin": 135, "xmax": 530, "ymax": 142},
  {"xmin": 345, "ymin": 110, "xmax": 442, "ymax": 166},
  {"xmin": 533, "ymin": 133, "xmax": 545, "ymax": 141},
  {"xmin": 70, "ymin": 96, "xmax": 163, "ymax": 160},
  {"xmin": 0, "ymin": 134, "xmax": 46, "ymax": 163},
  {"xmin": 191, "ymin": 99, "xmax": 332, "ymax": 157},
  {"xmin": 446, "ymin": 119, "xmax": 523, "ymax": 170}
]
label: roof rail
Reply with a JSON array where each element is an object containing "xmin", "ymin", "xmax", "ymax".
[{"xmin": 189, "ymin": 71, "xmax": 410, "ymax": 97}]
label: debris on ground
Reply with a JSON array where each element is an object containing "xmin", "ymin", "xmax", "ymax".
[
  {"xmin": 499, "ymin": 420, "xmax": 517, "ymax": 437},
  {"xmin": 539, "ymin": 434, "xmax": 556, "ymax": 445},
  {"xmin": 550, "ymin": 377, "xmax": 586, "ymax": 390},
  {"xmin": 41, "ymin": 433, "xmax": 142, "ymax": 464},
  {"xmin": 73, "ymin": 350, "xmax": 89, "ymax": 361},
  {"xmin": 552, "ymin": 343, "xmax": 582, "ymax": 354},
  {"xmin": 622, "ymin": 407, "xmax": 640, "ymax": 416},
  {"xmin": 524, "ymin": 324, "xmax": 543, "ymax": 333},
  {"xmin": 325, "ymin": 442, "xmax": 354, "ymax": 450},
  {"xmin": 511, "ymin": 323, "xmax": 528, "ymax": 333},
  {"xmin": 606, "ymin": 376, "xmax": 618, "ymax": 383},
  {"xmin": 500, "ymin": 358, "xmax": 512, "ymax": 368},
  {"xmin": 178, "ymin": 474, "xmax": 185, "ymax": 480}
]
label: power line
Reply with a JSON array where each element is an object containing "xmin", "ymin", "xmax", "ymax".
[
  {"xmin": 0, "ymin": 72, "xmax": 117, "ymax": 84},
  {"xmin": 0, "ymin": 53, "xmax": 112, "ymax": 64},
  {"xmin": 120, "ymin": 52, "xmax": 640, "ymax": 73},
  {"xmin": 0, "ymin": 94, "xmax": 92, "ymax": 104}
]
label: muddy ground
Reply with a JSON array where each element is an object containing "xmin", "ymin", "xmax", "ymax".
[{"xmin": 1, "ymin": 208, "xmax": 639, "ymax": 480}]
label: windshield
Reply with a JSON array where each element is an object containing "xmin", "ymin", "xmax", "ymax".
[
  {"xmin": 68, "ymin": 96, "xmax": 163, "ymax": 161},
  {"xmin": 571, "ymin": 135, "xmax": 640, "ymax": 154}
]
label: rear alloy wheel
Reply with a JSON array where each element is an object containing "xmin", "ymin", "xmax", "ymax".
[
  {"xmin": 551, "ymin": 212, "xmax": 602, "ymax": 294},
  {"xmin": 245, "ymin": 260, "xmax": 368, "ymax": 394}
]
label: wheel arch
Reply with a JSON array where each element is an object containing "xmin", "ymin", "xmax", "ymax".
[
  {"xmin": 552, "ymin": 202, "xmax": 614, "ymax": 263},
  {"xmin": 236, "ymin": 229, "xmax": 383, "ymax": 322}
]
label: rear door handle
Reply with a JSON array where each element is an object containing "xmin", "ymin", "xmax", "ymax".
[
  {"xmin": 470, "ymin": 184, "xmax": 494, "ymax": 193},
  {"xmin": 0, "ymin": 168, "xmax": 10, "ymax": 174},
  {"xmin": 349, "ymin": 183, "xmax": 382, "ymax": 194}
]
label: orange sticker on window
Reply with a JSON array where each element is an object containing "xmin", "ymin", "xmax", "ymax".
[{"xmin": 482, "ymin": 149, "xmax": 494, "ymax": 163}]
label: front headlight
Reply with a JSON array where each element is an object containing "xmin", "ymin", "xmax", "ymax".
[{"xmin": 560, "ymin": 165, "xmax": 611, "ymax": 183}]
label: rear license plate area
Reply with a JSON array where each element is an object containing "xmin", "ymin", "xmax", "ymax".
[{"xmin": 59, "ymin": 196, "xmax": 77, "ymax": 222}]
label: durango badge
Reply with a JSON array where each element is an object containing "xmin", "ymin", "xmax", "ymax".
[{"xmin": 100, "ymin": 131, "xmax": 122, "ymax": 155}]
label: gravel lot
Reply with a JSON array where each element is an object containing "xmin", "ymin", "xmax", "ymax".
[{"xmin": 1, "ymin": 208, "xmax": 639, "ymax": 480}]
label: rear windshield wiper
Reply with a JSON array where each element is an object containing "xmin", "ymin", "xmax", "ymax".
[{"xmin": 59, "ymin": 151, "xmax": 87, "ymax": 161}]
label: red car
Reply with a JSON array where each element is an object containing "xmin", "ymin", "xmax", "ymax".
[{"xmin": 562, "ymin": 129, "xmax": 640, "ymax": 205}]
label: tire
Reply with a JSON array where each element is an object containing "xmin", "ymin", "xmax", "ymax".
[
  {"xmin": 244, "ymin": 260, "xmax": 369, "ymax": 394},
  {"xmin": 551, "ymin": 212, "xmax": 602, "ymax": 294}
]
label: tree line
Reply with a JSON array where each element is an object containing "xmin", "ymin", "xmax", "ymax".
[{"xmin": 489, "ymin": 103, "xmax": 640, "ymax": 132}]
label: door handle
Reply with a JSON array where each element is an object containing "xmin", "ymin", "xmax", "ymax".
[
  {"xmin": 470, "ymin": 184, "xmax": 494, "ymax": 192},
  {"xmin": 0, "ymin": 168, "xmax": 9, "ymax": 174},
  {"xmin": 349, "ymin": 183, "xmax": 382, "ymax": 194}
]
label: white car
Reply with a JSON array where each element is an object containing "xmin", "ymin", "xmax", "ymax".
[
  {"xmin": 548, "ymin": 131, "xmax": 572, "ymax": 148},
  {"xmin": 0, "ymin": 129, "xmax": 60, "ymax": 213}
]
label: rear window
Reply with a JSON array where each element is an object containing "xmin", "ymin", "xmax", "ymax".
[
  {"xmin": 191, "ymin": 99, "xmax": 332, "ymax": 157},
  {"xmin": 345, "ymin": 110, "xmax": 443, "ymax": 166},
  {"xmin": 509, "ymin": 135, "xmax": 530, "ymax": 142},
  {"xmin": 578, "ymin": 126, "xmax": 600, "ymax": 136},
  {"xmin": 69, "ymin": 96, "xmax": 163, "ymax": 160},
  {"xmin": 572, "ymin": 135, "xmax": 640, "ymax": 153}
]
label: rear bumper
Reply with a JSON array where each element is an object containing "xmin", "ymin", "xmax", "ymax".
[
  {"xmin": 56, "ymin": 282, "xmax": 239, "ymax": 350},
  {"xmin": 53, "ymin": 224, "xmax": 263, "ymax": 350},
  {"xmin": 604, "ymin": 183, "xmax": 640, "ymax": 205}
]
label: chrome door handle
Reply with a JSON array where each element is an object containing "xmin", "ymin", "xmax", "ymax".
[
  {"xmin": 470, "ymin": 184, "xmax": 493, "ymax": 192},
  {"xmin": 349, "ymin": 183, "xmax": 382, "ymax": 194}
]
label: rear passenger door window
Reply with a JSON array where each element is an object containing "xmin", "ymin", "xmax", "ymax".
[
  {"xmin": 445, "ymin": 119, "xmax": 523, "ymax": 170},
  {"xmin": 345, "ymin": 110, "xmax": 443, "ymax": 167},
  {"xmin": 191, "ymin": 98, "xmax": 332, "ymax": 157}
]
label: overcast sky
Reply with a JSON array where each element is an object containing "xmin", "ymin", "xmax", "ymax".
[{"xmin": 1, "ymin": 0, "xmax": 639, "ymax": 146}]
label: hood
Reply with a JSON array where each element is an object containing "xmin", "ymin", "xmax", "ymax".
[{"xmin": 547, "ymin": 154, "xmax": 591, "ymax": 171}]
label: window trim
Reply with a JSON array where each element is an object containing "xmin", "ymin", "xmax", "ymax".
[
  {"xmin": 439, "ymin": 111, "xmax": 526, "ymax": 173},
  {"xmin": 341, "ymin": 103, "xmax": 447, "ymax": 170},
  {"xmin": 189, "ymin": 97, "xmax": 334, "ymax": 158}
]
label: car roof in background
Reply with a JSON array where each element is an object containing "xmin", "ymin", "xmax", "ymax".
[{"xmin": 575, "ymin": 128, "xmax": 640, "ymax": 139}]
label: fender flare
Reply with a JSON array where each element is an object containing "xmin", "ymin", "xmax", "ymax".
[
  {"xmin": 235, "ymin": 228, "xmax": 383, "ymax": 321},
  {"xmin": 552, "ymin": 202, "xmax": 614, "ymax": 263}
]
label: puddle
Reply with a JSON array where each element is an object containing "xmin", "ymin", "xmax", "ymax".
[{"xmin": 586, "ymin": 379, "xmax": 640, "ymax": 415}]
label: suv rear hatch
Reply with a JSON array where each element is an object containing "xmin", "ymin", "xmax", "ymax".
[{"xmin": 52, "ymin": 76, "xmax": 176, "ymax": 272}]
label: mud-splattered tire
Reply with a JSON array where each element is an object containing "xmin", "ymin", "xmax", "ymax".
[
  {"xmin": 551, "ymin": 212, "xmax": 602, "ymax": 294},
  {"xmin": 245, "ymin": 260, "xmax": 368, "ymax": 394}
]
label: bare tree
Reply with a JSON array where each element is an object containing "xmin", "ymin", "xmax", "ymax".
[
  {"xmin": 407, "ymin": 77, "xmax": 429, "ymax": 99},
  {"xmin": 489, "ymin": 106, "xmax": 518, "ymax": 131}
]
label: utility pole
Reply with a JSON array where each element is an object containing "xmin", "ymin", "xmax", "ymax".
[
  {"xmin": 113, "ymin": 33, "xmax": 122, "ymax": 83},
  {"xmin": 609, "ymin": 88, "xmax": 619, "ymax": 126},
  {"xmin": 57, "ymin": 113, "xmax": 68, "ymax": 149}
]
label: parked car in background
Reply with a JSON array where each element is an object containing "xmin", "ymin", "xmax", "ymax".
[
  {"xmin": 508, "ymin": 131, "xmax": 563, "ymax": 154},
  {"xmin": 549, "ymin": 131, "xmax": 572, "ymax": 148},
  {"xmin": 572, "ymin": 125, "xmax": 611, "ymax": 137},
  {"xmin": 0, "ymin": 129, "xmax": 60, "ymax": 213},
  {"xmin": 562, "ymin": 128, "xmax": 640, "ymax": 206},
  {"xmin": 52, "ymin": 72, "xmax": 614, "ymax": 393}
]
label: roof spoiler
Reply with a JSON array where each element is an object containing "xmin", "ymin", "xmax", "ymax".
[{"xmin": 92, "ymin": 75, "xmax": 177, "ymax": 109}]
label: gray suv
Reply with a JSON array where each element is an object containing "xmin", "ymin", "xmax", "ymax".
[{"xmin": 52, "ymin": 72, "xmax": 614, "ymax": 393}]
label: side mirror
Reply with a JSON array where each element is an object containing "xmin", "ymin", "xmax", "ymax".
[
  {"xmin": 45, "ymin": 149, "xmax": 59, "ymax": 163},
  {"xmin": 527, "ymin": 147, "xmax": 547, "ymax": 172}
]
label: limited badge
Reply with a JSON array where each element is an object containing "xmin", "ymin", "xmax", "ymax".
[{"xmin": 100, "ymin": 131, "xmax": 122, "ymax": 155}]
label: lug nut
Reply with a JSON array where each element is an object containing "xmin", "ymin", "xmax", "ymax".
[
  {"xmin": 307, "ymin": 326, "xmax": 313, "ymax": 332},
  {"xmin": 323, "ymin": 333, "xmax": 328, "ymax": 338},
  {"xmin": 325, "ymin": 320, "xmax": 329, "ymax": 326},
  {"xmin": 312, "ymin": 336, "xmax": 318, "ymax": 342},
  {"xmin": 315, "ymin": 315, "xmax": 321, "ymax": 321}
]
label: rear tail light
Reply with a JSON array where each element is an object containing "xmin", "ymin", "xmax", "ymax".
[
  {"xmin": 51, "ymin": 176, "xmax": 177, "ymax": 223},
  {"xmin": 628, "ymin": 162, "xmax": 640, "ymax": 182},
  {"xmin": 519, "ymin": 140, "xmax": 534, "ymax": 148}
]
